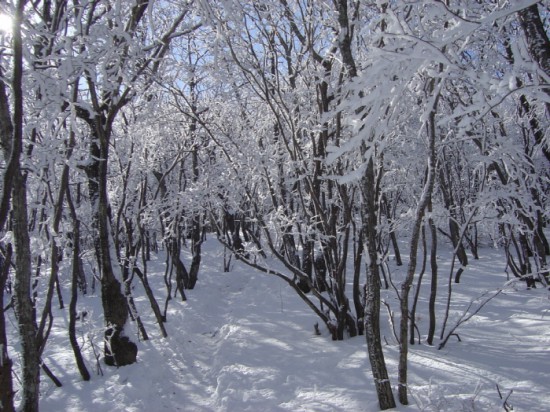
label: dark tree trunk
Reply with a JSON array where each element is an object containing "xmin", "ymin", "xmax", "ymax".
[
  {"xmin": 66, "ymin": 187, "xmax": 91, "ymax": 381},
  {"xmin": 11, "ymin": 2, "xmax": 41, "ymax": 407},
  {"xmin": 12, "ymin": 152, "xmax": 40, "ymax": 412},
  {"xmin": 518, "ymin": 5, "xmax": 550, "ymax": 106},
  {"xmin": 390, "ymin": 231, "xmax": 402, "ymax": 267},
  {"xmin": 427, "ymin": 214, "xmax": 438, "ymax": 346},
  {"xmin": 333, "ymin": 0, "xmax": 395, "ymax": 404},
  {"xmin": 187, "ymin": 216, "xmax": 202, "ymax": 290},
  {"xmin": 362, "ymin": 159, "xmax": 396, "ymax": 411},
  {"xmin": 187, "ymin": 83, "xmax": 202, "ymax": 290},
  {"xmin": 122, "ymin": 249, "xmax": 149, "ymax": 342},
  {"xmin": 89, "ymin": 123, "xmax": 137, "ymax": 366},
  {"xmin": 0, "ymin": 28, "xmax": 15, "ymax": 412},
  {"xmin": 410, "ymin": 226, "xmax": 427, "ymax": 345},
  {"xmin": 450, "ymin": 218, "xmax": 468, "ymax": 268},
  {"xmin": 168, "ymin": 238, "xmax": 188, "ymax": 301},
  {"xmin": 353, "ymin": 229, "xmax": 364, "ymax": 335},
  {"xmin": 302, "ymin": 239, "xmax": 313, "ymax": 278},
  {"xmin": 518, "ymin": 4, "xmax": 550, "ymax": 161},
  {"xmin": 134, "ymin": 266, "xmax": 168, "ymax": 338},
  {"xmin": 0, "ymin": 246, "xmax": 15, "ymax": 412}
]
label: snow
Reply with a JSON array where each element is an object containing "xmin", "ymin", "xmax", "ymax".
[{"xmin": 6, "ymin": 237, "xmax": 550, "ymax": 411}]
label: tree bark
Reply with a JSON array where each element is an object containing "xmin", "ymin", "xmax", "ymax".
[
  {"xmin": 353, "ymin": 229, "xmax": 364, "ymax": 335},
  {"xmin": 66, "ymin": 185, "xmax": 91, "ymax": 381},
  {"xmin": 518, "ymin": 4, "xmax": 550, "ymax": 141},
  {"xmin": 85, "ymin": 118, "xmax": 137, "ymax": 366},
  {"xmin": 409, "ymin": 226, "xmax": 427, "ymax": 345},
  {"xmin": 518, "ymin": 5, "xmax": 550, "ymax": 82},
  {"xmin": 334, "ymin": 0, "xmax": 395, "ymax": 405},
  {"xmin": 12, "ymin": 109, "xmax": 41, "ymax": 412},
  {"xmin": 426, "ymin": 213, "xmax": 438, "ymax": 346},
  {"xmin": 362, "ymin": 159, "xmax": 396, "ymax": 411},
  {"xmin": 11, "ymin": 1, "xmax": 41, "ymax": 408},
  {"xmin": 0, "ymin": 25, "xmax": 15, "ymax": 412},
  {"xmin": 0, "ymin": 246, "xmax": 15, "ymax": 412}
]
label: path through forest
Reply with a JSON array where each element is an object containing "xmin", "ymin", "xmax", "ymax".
[{"xmin": 29, "ymin": 238, "xmax": 550, "ymax": 411}]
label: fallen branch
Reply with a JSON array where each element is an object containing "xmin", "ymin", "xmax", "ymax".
[{"xmin": 496, "ymin": 383, "xmax": 514, "ymax": 411}]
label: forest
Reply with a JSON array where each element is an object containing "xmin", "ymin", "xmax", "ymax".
[{"xmin": 0, "ymin": 0, "xmax": 549, "ymax": 411}]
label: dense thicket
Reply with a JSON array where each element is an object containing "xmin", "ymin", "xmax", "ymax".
[{"xmin": 0, "ymin": 0, "xmax": 548, "ymax": 410}]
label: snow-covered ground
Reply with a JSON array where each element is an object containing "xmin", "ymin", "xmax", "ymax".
[{"xmin": 7, "ymin": 237, "xmax": 550, "ymax": 411}]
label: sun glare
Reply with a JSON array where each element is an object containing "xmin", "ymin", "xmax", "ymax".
[{"xmin": 0, "ymin": 14, "xmax": 13, "ymax": 33}]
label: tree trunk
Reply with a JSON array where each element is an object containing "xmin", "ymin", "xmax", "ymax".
[
  {"xmin": 335, "ymin": 0, "xmax": 395, "ymax": 401},
  {"xmin": 353, "ymin": 229, "xmax": 365, "ymax": 335},
  {"xmin": 449, "ymin": 218, "xmax": 468, "ymax": 268},
  {"xmin": 0, "ymin": 22, "xmax": 15, "ymax": 412},
  {"xmin": 13, "ymin": 159, "xmax": 41, "ymax": 411},
  {"xmin": 517, "ymin": 4, "xmax": 550, "ymax": 163},
  {"xmin": 398, "ymin": 82, "xmax": 438, "ymax": 405},
  {"xmin": 187, "ymin": 83, "xmax": 202, "ymax": 290},
  {"xmin": 187, "ymin": 215, "xmax": 202, "ymax": 289},
  {"xmin": 66, "ymin": 187, "xmax": 91, "ymax": 381},
  {"xmin": 0, "ymin": 245, "xmax": 15, "ymax": 412},
  {"xmin": 409, "ymin": 226, "xmax": 427, "ymax": 345},
  {"xmin": 11, "ymin": 2, "xmax": 41, "ymax": 407},
  {"xmin": 518, "ymin": 4, "xmax": 550, "ymax": 114},
  {"xmin": 91, "ymin": 125, "xmax": 137, "ymax": 366},
  {"xmin": 426, "ymin": 214, "xmax": 438, "ymax": 346},
  {"xmin": 168, "ymin": 238, "xmax": 188, "ymax": 301},
  {"xmin": 363, "ymin": 159, "xmax": 396, "ymax": 410},
  {"xmin": 134, "ymin": 267, "xmax": 168, "ymax": 338}
]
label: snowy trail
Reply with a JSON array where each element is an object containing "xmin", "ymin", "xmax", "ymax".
[
  {"xmin": 181, "ymin": 255, "xmax": 371, "ymax": 411},
  {"xmin": 29, "ymin": 238, "xmax": 550, "ymax": 411}
]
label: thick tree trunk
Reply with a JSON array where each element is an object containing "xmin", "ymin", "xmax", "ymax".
[
  {"xmin": 13, "ymin": 165, "xmax": 40, "ymax": 411},
  {"xmin": 0, "ymin": 74, "xmax": 15, "ymax": 232},
  {"xmin": 11, "ymin": 2, "xmax": 41, "ymax": 407},
  {"xmin": 518, "ymin": 5, "xmax": 550, "ymax": 82},
  {"xmin": 0, "ymin": 28, "xmax": 15, "ymax": 412},
  {"xmin": 518, "ymin": 4, "xmax": 550, "ymax": 161},
  {"xmin": 89, "ymin": 125, "xmax": 137, "ymax": 366}
]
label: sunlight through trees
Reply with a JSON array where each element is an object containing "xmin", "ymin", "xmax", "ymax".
[{"xmin": 0, "ymin": 1, "xmax": 548, "ymax": 410}]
